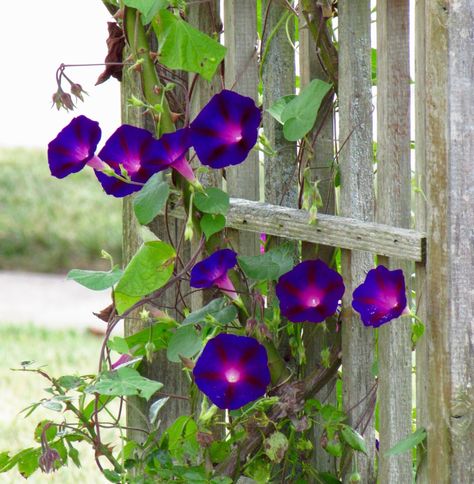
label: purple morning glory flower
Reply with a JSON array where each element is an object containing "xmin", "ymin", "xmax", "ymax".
[
  {"xmin": 155, "ymin": 128, "xmax": 195, "ymax": 182},
  {"xmin": 193, "ymin": 333, "xmax": 270, "ymax": 410},
  {"xmin": 96, "ymin": 126, "xmax": 195, "ymax": 197},
  {"xmin": 352, "ymin": 265, "xmax": 408, "ymax": 328},
  {"xmin": 48, "ymin": 115, "xmax": 102, "ymax": 179},
  {"xmin": 190, "ymin": 90, "xmax": 261, "ymax": 169},
  {"xmin": 276, "ymin": 259, "xmax": 345, "ymax": 323},
  {"xmin": 190, "ymin": 249, "xmax": 238, "ymax": 299}
]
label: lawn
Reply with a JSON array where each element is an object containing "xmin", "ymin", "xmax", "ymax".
[
  {"xmin": 0, "ymin": 324, "xmax": 110, "ymax": 483},
  {"xmin": 0, "ymin": 148, "xmax": 122, "ymax": 273}
]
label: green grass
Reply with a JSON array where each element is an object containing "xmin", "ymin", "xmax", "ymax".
[
  {"xmin": 0, "ymin": 325, "xmax": 109, "ymax": 483},
  {"xmin": 0, "ymin": 148, "xmax": 122, "ymax": 273}
]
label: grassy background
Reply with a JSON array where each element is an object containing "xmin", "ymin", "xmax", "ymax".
[
  {"xmin": 0, "ymin": 325, "xmax": 111, "ymax": 483},
  {"xmin": 0, "ymin": 148, "xmax": 122, "ymax": 273}
]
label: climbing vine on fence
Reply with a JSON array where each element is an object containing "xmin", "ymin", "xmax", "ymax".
[{"xmin": 0, "ymin": 1, "xmax": 424, "ymax": 483}]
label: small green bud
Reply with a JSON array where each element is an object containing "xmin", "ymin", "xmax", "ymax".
[
  {"xmin": 349, "ymin": 472, "xmax": 362, "ymax": 483},
  {"xmin": 145, "ymin": 341, "xmax": 156, "ymax": 363}
]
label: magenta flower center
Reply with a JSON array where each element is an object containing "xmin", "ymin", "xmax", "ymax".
[
  {"xmin": 224, "ymin": 368, "xmax": 241, "ymax": 383},
  {"xmin": 224, "ymin": 124, "xmax": 243, "ymax": 143}
]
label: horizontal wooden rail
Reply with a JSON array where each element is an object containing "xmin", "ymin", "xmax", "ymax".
[{"xmin": 169, "ymin": 197, "xmax": 426, "ymax": 262}]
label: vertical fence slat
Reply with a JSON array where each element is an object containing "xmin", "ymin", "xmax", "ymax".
[
  {"xmin": 376, "ymin": 1, "xmax": 412, "ymax": 482},
  {"xmin": 414, "ymin": 0, "xmax": 428, "ymax": 481},
  {"xmin": 424, "ymin": 1, "xmax": 474, "ymax": 481},
  {"xmin": 299, "ymin": 8, "xmax": 338, "ymax": 474},
  {"xmin": 224, "ymin": 0, "xmax": 259, "ymax": 256},
  {"xmin": 339, "ymin": 1, "xmax": 376, "ymax": 481},
  {"xmin": 122, "ymin": 66, "xmax": 190, "ymax": 438}
]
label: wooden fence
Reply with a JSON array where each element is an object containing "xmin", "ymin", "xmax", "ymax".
[{"xmin": 122, "ymin": 1, "xmax": 473, "ymax": 482}]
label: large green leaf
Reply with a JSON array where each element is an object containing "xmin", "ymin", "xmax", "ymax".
[
  {"xmin": 200, "ymin": 213, "xmax": 226, "ymax": 240},
  {"xmin": 267, "ymin": 94, "xmax": 296, "ymax": 124},
  {"xmin": 86, "ymin": 367, "xmax": 163, "ymax": 401},
  {"xmin": 166, "ymin": 325, "xmax": 202, "ymax": 363},
  {"xmin": 385, "ymin": 427, "xmax": 427, "ymax": 456},
  {"xmin": 182, "ymin": 298, "xmax": 237, "ymax": 326},
  {"xmin": 67, "ymin": 266, "xmax": 123, "ymax": 291},
  {"xmin": 123, "ymin": 0, "xmax": 169, "ymax": 24},
  {"xmin": 194, "ymin": 187, "xmax": 230, "ymax": 215},
  {"xmin": 281, "ymin": 79, "xmax": 332, "ymax": 141},
  {"xmin": 153, "ymin": 10, "xmax": 226, "ymax": 81},
  {"xmin": 238, "ymin": 243, "xmax": 294, "ymax": 281},
  {"xmin": 114, "ymin": 241, "xmax": 175, "ymax": 314},
  {"xmin": 133, "ymin": 173, "xmax": 170, "ymax": 225}
]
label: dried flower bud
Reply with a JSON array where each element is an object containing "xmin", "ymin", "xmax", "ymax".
[
  {"xmin": 179, "ymin": 355, "xmax": 195, "ymax": 370},
  {"xmin": 52, "ymin": 91, "xmax": 62, "ymax": 110},
  {"xmin": 70, "ymin": 83, "xmax": 87, "ymax": 102},
  {"xmin": 39, "ymin": 448, "xmax": 61, "ymax": 474},
  {"xmin": 170, "ymin": 112, "xmax": 182, "ymax": 124},
  {"xmin": 245, "ymin": 317, "xmax": 258, "ymax": 335},
  {"xmin": 196, "ymin": 432, "xmax": 214, "ymax": 447},
  {"xmin": 60, "ymin": 92, "xmax": 74, "ymax": 111}
]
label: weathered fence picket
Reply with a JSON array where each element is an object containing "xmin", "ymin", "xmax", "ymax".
[
  {"xmin": 120, "ymin": 1, "xmax": 473, "ymax": 481},
  {"xmin": 376, "ymin": 1, "xmax": 413, "ymax": 482}
]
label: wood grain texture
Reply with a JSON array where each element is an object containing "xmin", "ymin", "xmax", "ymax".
[
  {"xmin": 122, "ymin": 49, "xmax": 190, "ymax": 439},
  {"xmin": 299, "ymin": 7, "xmax": 338, "ymax": 474},
  {"xmin": 424, "ymin": 1, "xmax": 474, "ymax": 481},
  {"xmin": 338, "ymin": 1, "xmax": 376, "ymax": 481},
  {"xmin": 414, "ymin": 0, "xmax": 428, "ymax": 481},
  {"xmin": 223, "ymin": 0, "xmax": 260, "ymax": 256},
  {"xmin": 376, "ymin": 2, "xmax": 413, "ymax": 482},
  {"xmin": 168, "ymin": 198, "xmax": 424, "ymax": 261}
]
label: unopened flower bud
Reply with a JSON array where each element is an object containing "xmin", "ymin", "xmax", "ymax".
[
  {"xmin": 184, "ymin": 221, "xmax": 194, "ymax": 242},
  {"xmin": 39, "ymin": 448, "xmax": 61, "ymax": 474},
  {"xmin": 196, "ymin": 432, "xmax": 214, "ymax": 447},
  {"xmin": 70, "ymin": 83, "xmax": 87, "ymax": 101},
  {"xmin": 245, "ymin": 317, "xmax": 258, "ymax": 335},
  {"xmin": 60, "ymin": 92, "xmax": 74, "ymax": 111},
  {"xmin": 170, "ymin": 112, "xmax": 182, "ymax": 124},
  {"xmin": 139, "ymin": 309, "xmax": 150, "ymax": 322},
  {"xmin": 145, "ymin": 341, "xmax": 156, "ymax": 363},
  {"xmin": 349, "ymin": 472, "xmax": 362, "ymax": 483}
]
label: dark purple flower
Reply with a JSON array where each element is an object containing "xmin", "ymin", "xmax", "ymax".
[
  {"xmin": 276, "ymin": 259, "xmax": 345, "ymax": 323},
  {"xmin": 190, "ymin": 249, "xmax": 238, "ymax": 299},
  {"xmin": 352, "ymin": 265, "xmax": 408, "ymax": 328},
  {"xmin": 155, "ymin": 128, "xmax": 195, "ymax": 181},
  {"xmin": 96, "ymin": 126, "xmax": 194, "ymax": 197},
  {"xmin": 48, "ymin": 115, "xmax": 102, "ymax": 179},
  {"xmin": 190, "ymin": 90, "xmax": 261, "ymax": 169},
  {"xmin": 193, "ymin": 333, "xmax": 270, "ymax": 410}
]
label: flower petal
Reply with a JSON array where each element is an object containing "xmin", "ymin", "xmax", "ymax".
[
  {"xmin": 190, "ymin": 90, "xmax": 261, "ymax": 169},
  {"xmin": 190, "ymin": 249, "xmax": 237, "ymax": 289},
  {"xmin": 276, "ymin": 259, "xmax": 345, "ymax": 323},
  {"xmin": 352, "ymin": 265, "xmax": 407, "ymax": 327},
  {"xmin": 193, "ymin": 333, "xmax": 270, "ymax": 410},
  {"xmin": 48, "ymin": 115, "xmax": 101, "ymax": 178}
]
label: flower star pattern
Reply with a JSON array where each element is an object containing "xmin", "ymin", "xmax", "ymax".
[
  {"xmin": 276, "ymin": 259, "xmax": 345, "ymax": 323},
  {"xmin": 190, "ymin": 249, "xmax": 238, "ymax": 299},
  {"xmin": 190, "ymin": 90, "xmax": 261, "ymax": 169},
  {"xmin": 193, "ymin": 333, "xmax": 270, "ymax": 410},
  {"xmin": 352, "ymin": 265, "xmax": 408, "ymax": 328},
  {"xmin": 48, "ymin": 115, "xmax": 102, "ymax": 179}
]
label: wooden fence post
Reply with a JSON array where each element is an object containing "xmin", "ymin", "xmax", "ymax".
[
  {"xmin": 299, "ymin": 7, "xmax": 338, "ymax": 474},
  {"xmin": 414, "ymin": 0, "xmax": 429, "ymax": 481},
  {"xmin": 338, "ymin": 1, "xmax": 376, "ymax": 481},
  {"xmin": 376, "ymin": 1, "xmax": 413, "ymax": 482},
  {"xmin": 223, "ymin": 0, "xmax": 259, "ymax": 259},
  {"xmin": 424, "ymin": 1, "xmax": 474, "ymax": 481}
]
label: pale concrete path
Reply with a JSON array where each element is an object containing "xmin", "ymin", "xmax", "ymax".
[{"xmin": 0, "ymin": 271, "xmax": 122, "ymax": 334}]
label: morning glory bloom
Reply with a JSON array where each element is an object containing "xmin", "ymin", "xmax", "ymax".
[
  {"xmin": 190, "ymin": 249, "xmax": 238, "ymax": 299},
  {"xmin": 352, "ymin": 265, "xmax": 408, "ymax": 328},
  {"xmin": 48, "ymin": 115, "xmax": 102, "ymax": 178},
  {"xmin": 193, "ymin": 333, "xmax": 271, "ymax": 410},
  {"xmin": 156, "ymin": 128, "xmax": 195, "ymax": 182},
  {"xmin": 276, "ymin": 259, "xmax": 345, "ymax": 323},
  {"xmin": 190, "ymin": 90, "xmax": 261, "ymax": 169}
]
